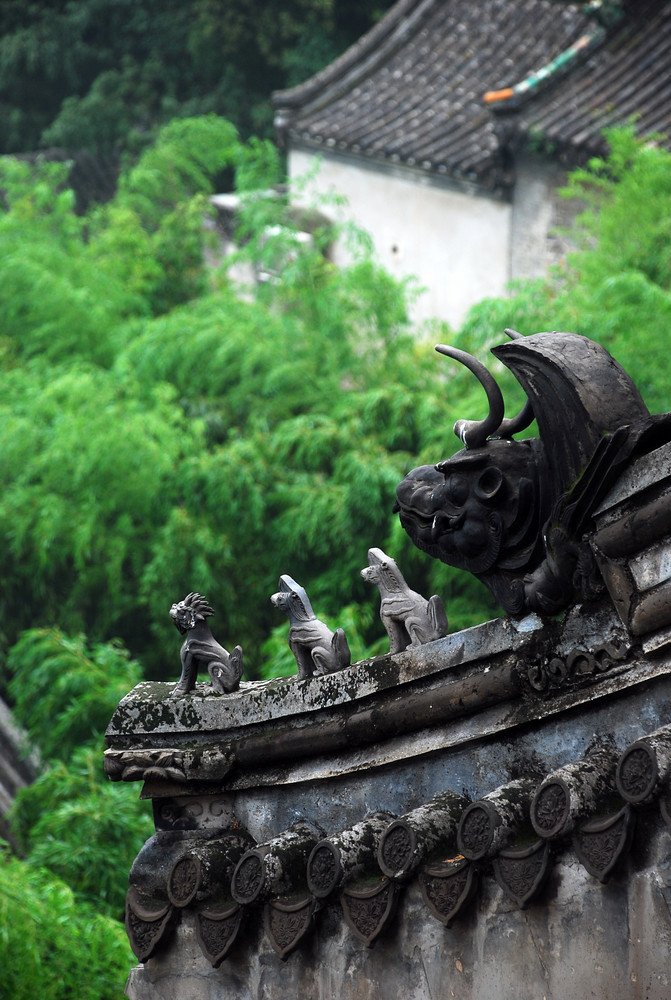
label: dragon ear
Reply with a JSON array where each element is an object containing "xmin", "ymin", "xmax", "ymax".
[{"xmin": 492, "ymin": 331, "xmax": 650, "ymax": 498}]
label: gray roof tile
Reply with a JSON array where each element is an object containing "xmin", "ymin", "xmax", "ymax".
[{"xmin": 273, "ymin": 0, "xmax": 671, "ymax": 190}]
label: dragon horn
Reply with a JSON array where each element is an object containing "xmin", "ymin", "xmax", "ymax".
[
  {"xmin": 496, "ymin": 397, "xmax": 535, "ymax": 438},
  {"xmin": 436, "ymin": 344, "xmax": 505, "ymax": 449}
]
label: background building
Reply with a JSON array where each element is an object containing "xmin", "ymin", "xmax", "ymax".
[{"xmin": 273, "ymin": 0, "xmax": 671, "ymax": 325}]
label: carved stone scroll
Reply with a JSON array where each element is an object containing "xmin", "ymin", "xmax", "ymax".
[
  {"xmin": 377, "ymin": 790, "xmax": 470, "ymax": 878},
  {"xmin": 153, "ymin": 796, "xmax": 236, "ymax": 832},
  {"xmin": 457, "ymin": 778, "xmax": 537, "ymax": 861},
  {"xmin": 531, "ymin": 745, "xmax": 619, "ymax": 839},
  {"xmin": 340, "ymin": 879, "xmax": 399, "ymax": 947},
  {"xmin": 104, "ymin": 745, "xmax": 234, "ymax": 784},
  {"xmin": 616, "ymin": 726, "xmax": 671, "ymax": 804},
  {"xmin": 492, "ymin": 839, "xmax": 551, "ymax": 908},
  {"xmin": 418, "ymin": 857, "xmax": 477, "ymax": 926},
  {"xmin": 525, "ymin": 640, "xmax": 629, "ymax": 693},
  {"xmin": 307, "ymin": 812, "xmax": 394, "ymax": 898},
  {"xmin": 104, "ymin": 747, "xmax": 187, "ymax": 783},
  {"xmin": 167, "ymin": 834, "xmax": 253, "ymax": 907},
  {"xmin": 195, "ymin": 902, "xmax": 243, "ymax": 967},
  {"xmin": 264, "ymin": 895, "xmax": 316, "ymax": 959},
  {"xmin": 231, "ymin": 821, "xmax": 324, "ymax": 905},
  {"xmin": 573, "ymin": 805, "xmax": 634, "ymax": 882}
]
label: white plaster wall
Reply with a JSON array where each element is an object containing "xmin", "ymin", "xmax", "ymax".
[
  {"xmin": 510, "ymin": 154, "xmax": 581, "ymax": 282},
  {"xmin": 289, "ymin": 148, "xmax": 512, "ymax": 329}
]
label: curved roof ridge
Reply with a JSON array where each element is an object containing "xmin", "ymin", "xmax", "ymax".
[{"xmin": 273, "ymin": 0, "xmax": 438, "ymax": 114}]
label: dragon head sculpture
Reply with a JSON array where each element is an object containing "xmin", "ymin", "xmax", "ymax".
[{"xmin": 395, "ymin": 330, "xmax": 656, "ymax": 615}]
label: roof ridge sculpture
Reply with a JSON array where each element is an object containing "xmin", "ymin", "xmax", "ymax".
[
  {"xmin": 107, "ymin": 327, "xmax": 671, "ymax": 994},
  {"xmin": 395, "ymin": 330, "xmax": 671, "ymax": 616}
]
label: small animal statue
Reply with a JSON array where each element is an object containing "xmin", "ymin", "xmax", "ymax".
[
  {"xmin": 361, "ymin": 547, "xmax": 449, "ymax": 654},
  {"xmin": 271, "ymin": 575, "xmax": 351, "ymax": 679},
  {"xmin": 170, "ymin": 592, "xmax": 243, "ymax": 696}
]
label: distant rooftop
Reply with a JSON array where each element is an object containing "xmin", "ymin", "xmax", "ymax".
[{"xmin": 273, "ymin": 0, "xmax": 671, "ymax": 194}]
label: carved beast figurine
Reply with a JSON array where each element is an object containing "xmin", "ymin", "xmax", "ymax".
[
  {"xmin": 170, "ymin": 592, "xmax": 243, "ymax": 696},
  {"xmin": 361, "ymin": 547, "xmax": 449, "ymax": 654},
  {"xmin": 271, "ymin": 575, "xmax": 351, "ymax": 679}
]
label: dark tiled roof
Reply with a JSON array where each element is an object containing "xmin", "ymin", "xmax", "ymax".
[
  {"xmin": 273, "ymin": 0, "xmax": 671, "ymax": 192},
  {"xmin": 507, "ymin": 1, "xmax": 671, "ymax": 159}
]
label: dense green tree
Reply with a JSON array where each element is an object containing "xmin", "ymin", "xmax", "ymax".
[
  {"xmin": 7, "ymin": 629, "xmax": 152, "ymax": 917},
  {"xmin": 2, "ymin": 629, "xmax": 150, "ymax": 996},
  {"xmin": 0, "ymin": 0, "xmax": 393, "ymax": 160},
  {"xmin": 0, "ymin": 848, "xmax": 132, "ymax": 1000}
]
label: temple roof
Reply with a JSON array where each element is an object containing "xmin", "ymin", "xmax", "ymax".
[
  {"xmin": 110, "ymin": 419, "xmax": 671, "ymax": 968},
  {"xmin": 121, "ymin": 724, "xmax": 671, "ymax": 962},
  {"xmin": 273, "ymin": 0, "xmax": 671, "ymax": 192}
]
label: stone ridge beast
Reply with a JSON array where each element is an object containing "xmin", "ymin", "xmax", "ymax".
[
  {"xmin": 394, "ymin": 330, "xmax": 671, "ymax": 617},
  {"xmin": 170, "ymin": 592, "xmax": 243, "ymax": 695},
  {"xmin": 271, "ymin": 575, "xmax": 351, "ymax": 678},
  {"xmin": 361, "ymin": 546, "xmax": 448, "ymax": 653}
]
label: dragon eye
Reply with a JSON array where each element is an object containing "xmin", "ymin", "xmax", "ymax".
[{"xmin": 444, "ymin": 474, "xmax": 468, "ymax": 506}]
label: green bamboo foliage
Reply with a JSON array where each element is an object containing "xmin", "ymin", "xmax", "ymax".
[
  {"xmin": 7, "ymin": 630, "xmax": 143, "ymax": 762},
  {"xmin": 0, "ymin": 847, "xmax": 132, "ymax": 1000},
  {"xmin": 2, "ymin": 119, "xmax": 669, "ymax": 1000},
  {"xmin": 0, "ymin": 121, "xmax": 492, "ymax": 679},
  {"xmin": 7, "ymin": 630, "xmax": 152, "ymax": 918}
]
